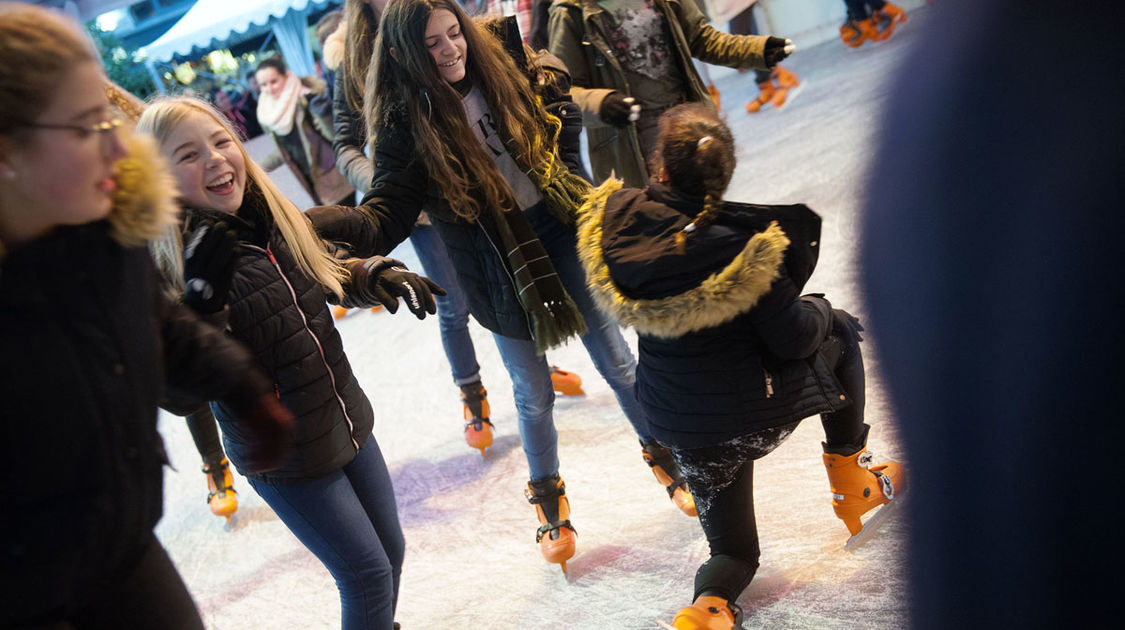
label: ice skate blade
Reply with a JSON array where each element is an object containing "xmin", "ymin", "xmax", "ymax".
[{"xmin": 844, "ymin": 496, "xmax": 905, "ymax": 551}]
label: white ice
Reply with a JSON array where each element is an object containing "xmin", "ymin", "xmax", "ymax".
[{"xmin": 155, "ymin": 11, "xmax": 923, "ymax": 629}]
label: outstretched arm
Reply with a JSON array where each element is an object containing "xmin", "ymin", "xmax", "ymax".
[{"xmin": 305, "ymin": 121, "xmax": 425, "ymax": 257}]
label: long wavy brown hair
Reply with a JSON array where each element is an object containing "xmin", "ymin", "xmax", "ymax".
[{"xmin": 364, "ymin": 0, "xmax": 560, "ymax": 221}]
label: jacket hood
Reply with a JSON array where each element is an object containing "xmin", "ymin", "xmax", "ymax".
[
  {"xmin": 576, "ymin": 178, "xmax": 790, "ymax": 338},
  {"xmin": 107, "ymin": 132, "xmax": 180, "ymax": 248},
  {"xmin": 323, "ymin": 19, "xmax": 347, "ymax": 72}
]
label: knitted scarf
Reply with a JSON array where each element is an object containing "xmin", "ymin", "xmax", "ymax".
[
  {"xmin": 488, "ymin": 135, "xmax": 593, "ymax": 354},
  {"xmin": 256, "ymin": 73, "xmax": 306, "ymax": 136}
]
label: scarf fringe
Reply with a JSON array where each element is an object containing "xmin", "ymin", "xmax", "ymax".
[{"xmin": 529, "ymin": 296, "xmax": 588, "ymax": 355}]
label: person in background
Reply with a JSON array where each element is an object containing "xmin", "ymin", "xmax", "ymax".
[
  {"xmin": 0, "ymin": 5, "xmax": 293, "ymax": 627},
  {"xmin": 212, "ymin": 88, "xmax": 250, "ymax": 139},
  {"xmin": 255, "ymin": 55, "xmax": 354, "ymax": 205},
  {"xmin": 718, "ymin": 0, "xmax": 800, "ymax": 113},
  {"xmin": 838, "ymin": 0, "xmax": 907, "ymax": 48},
  {"xmin": 237, "ymin": 71, "xmax": 264, "ymax": 138},
  {"xmin": 315, "ymin": 8, "xmax": 345, "ymax": 103},
  {"xmin": 576, "ymin": 103, "xmax": 904, "ymax": 629},
  {"xmin": 547, "ymin": 0, "xmax": 794, "ymax": 187}
]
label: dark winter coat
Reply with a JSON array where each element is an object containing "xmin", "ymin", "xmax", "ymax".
[
  {"xmin": 183, "ymin": 188, "xmax": 416, "ymax": 484},
  {"xmin": 548, "ymin": 0, "xmax": 770, "ymax": 187},
  {"xmin": 576, "ymin": 179, "xmax": 850, "ymax": 448},
  {"xmin": 0, "ymin": 137, "xmax": 271, "ymax": 625}
]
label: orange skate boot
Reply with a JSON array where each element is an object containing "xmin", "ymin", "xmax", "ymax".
[
  {"xmin": 460, "ymin": 381, "xmax": 493, "ymax": 456},
  {"xmin": 840, "ymin": 17, "xmax": 878, "ymax": 48},
  {"xmin": 526, "ymin": 474, "xmax": 577, "ymax": 573},
  {"xmin": 641, "ymin": 441, "xmax": 697, "ymax": 517},
  {"xmin": 671, "ymin": 594, "xmax": 744, "ymax": 629},
  {"xmin": 203, "ymin": 458, "xmax": 238, "ymax": 525},
  {"xmin": 871, "ymin": 1, "xmax": 908, "ymax": 42},
  {"xmin": 823, "ymin": 442, "xmax": 906, "ymax": 544},
  {"xmin": 745, "ymin": 81, "xmax": 776, "ymax": 114},
  {"xmin": 549, "ymin": 365, "xmax": 584, "ymax": 396}
]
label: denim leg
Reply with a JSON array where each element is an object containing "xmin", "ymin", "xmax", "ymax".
[
  {"xmin": 524, "ymin": 203, "xmax": 654, "ymax": 443},
  {"xmin": 491, "ymin": 332, "xmax": 558, "ymax": 480},
  {"xmin": 249, "ymin": 438, "xmax": 403, "ymax": 630},
  {"xmin": 409, "ymin": 223, "xmax": 481, "ymax": 386}
]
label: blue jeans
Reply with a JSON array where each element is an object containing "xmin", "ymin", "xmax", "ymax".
[
  {"xmin": 410, "ymin": 222, "xmax": 481, "ymax": 386},
  {"xmin": 249, "ymin": 436, "xmax": 404, "ymax": 630},
  {"xmin": 496, "ymin": 204, "xmax": 654, "ymax": 480}
]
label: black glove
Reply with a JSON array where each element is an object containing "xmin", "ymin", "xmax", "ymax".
[
  {"xmin": 226, "ymin": 393, "xmax": 295, "ymax": 474},
  {"xmin": 764, "ymin": 36, "xmax": 795, "ymax": 67},
  {"xmin": 345, "ymin": 257, "xmax": 445, "ymax": 319},
  {"xmin": 599, "ymin": 92, "xmax": 641, "ymax": 127},
  {"xmin": 182, "ymin": 221, "xmax": 238, "ymax": 314},
  {"xmin": 831, "ymin": 308, "xmax": 865, "ymax": 343}
]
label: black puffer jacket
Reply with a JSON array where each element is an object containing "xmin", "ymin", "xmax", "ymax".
[
  {"xmin": 185, "ymin": 190, "xmax": 415, "ymax": 483},
  {"xmin": 0, "ymin": 222, "xmax": 270, "ymax": 624},
  {"xmin": 576, "ymin": 179, "xmax": 850, "ymax": 449}
]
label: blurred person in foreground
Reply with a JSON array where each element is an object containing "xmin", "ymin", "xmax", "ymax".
[
  {"xmin": 0, "ymin": 4, "xmax": 293, "ymax": 627},
  {"xmin": 861, "ymin": 0, "xmax": 1120, "ymax": 627}
]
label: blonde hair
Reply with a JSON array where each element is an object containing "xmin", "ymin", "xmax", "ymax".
[
  {"xmin": 137, "ymin": 96, "xmax": 348, "ymax": 299},
  {"xmin": 0, "ymin": 3, "xmax": 98, "ymax": 134}
]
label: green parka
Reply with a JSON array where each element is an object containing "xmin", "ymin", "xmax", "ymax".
[{"xmin": 547, "ymin": 0, "xmax": 771, "ymax": 187}]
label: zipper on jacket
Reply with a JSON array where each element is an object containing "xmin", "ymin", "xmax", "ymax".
[
  {"xmin": 258, "ymin": 244, "xmax": 361, "ymax": 452},
  {"xmin": 764, "ymin": 368, "xmax": 774, "ymax": 399}
]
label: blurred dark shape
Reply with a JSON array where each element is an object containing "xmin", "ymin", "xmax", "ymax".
[{"xmin": 862, "ymin": 1, "xmax": 1122, "ymax": 627}]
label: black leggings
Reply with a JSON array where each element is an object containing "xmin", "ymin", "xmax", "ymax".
[
  {"xmin": 670, "ymin": 321, "xmax": 868, "ymax": 601},
  {"xmin": 184, "ymin": 406, "xmax": 225, "ymax": 467}
]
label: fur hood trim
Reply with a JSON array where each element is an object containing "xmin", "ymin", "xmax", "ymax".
[
  {"xmin": 323, "ymin": 19, "xmax": 347, "ymax": 72},
  {"xmin": 108, "ymin": 133, "xmax": 179, "ymax": 247},
  {"xmin": 576, "ymin": 178, "xmax": 790, "ymax": 339}
]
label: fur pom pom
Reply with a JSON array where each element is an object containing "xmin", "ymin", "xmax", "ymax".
[{"xmin": 108, "ymin": 133, "xmax": 180, "ymax": 247}]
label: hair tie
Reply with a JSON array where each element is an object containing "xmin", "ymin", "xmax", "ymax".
[{"xmin": 697, "ymin": 136, "xmax": 713, "ymax": 148}]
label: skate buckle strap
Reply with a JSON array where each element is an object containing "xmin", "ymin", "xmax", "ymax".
[
  {"xmin": 464, "ymin": 418, "xmax": 493, "ymax": 431},
  {"xmin": 875, "ymin": 469, "xmax": 895, "ymax": 500},
  {"xmin": 525, "ymin": 483, "xmax": 566, "ymax": 505},
  {"xmin": 535, "ymin": 519, "xmax": 576, "ymax": 543},
  {"xmin": 857, "ymin": 451, "xmax": 875, "ymax": 468}
]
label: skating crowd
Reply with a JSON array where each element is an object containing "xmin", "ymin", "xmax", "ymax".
[{"xmin": 0, "ymin": 1, "xmax": 911, "ymax": 629}]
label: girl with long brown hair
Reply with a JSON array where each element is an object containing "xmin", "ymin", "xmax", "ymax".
[{"xmin": 309, "ymin": 0, "xmax": 696, "ymax": 573}]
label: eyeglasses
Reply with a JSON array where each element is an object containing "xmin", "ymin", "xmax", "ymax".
[{"xmin": 21, "ymin": 117, "xmax": 123, "ymax": 139}]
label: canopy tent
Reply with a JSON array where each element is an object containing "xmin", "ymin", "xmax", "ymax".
[{"xmin": 140, "ymin": 0, "xmax": 335, "ymax": 91}]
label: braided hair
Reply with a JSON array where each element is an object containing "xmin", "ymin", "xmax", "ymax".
[{"xmin": 650, "ymin": 104, "xmax": 736, "ymax": 254}]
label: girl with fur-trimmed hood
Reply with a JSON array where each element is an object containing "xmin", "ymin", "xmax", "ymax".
[
  {"xmin": 575, "ymin": 103, "xmax": 905, "ymax": 628},
  {"xmin": 0, "ymin": 5, "xmax": 292, "ymax": 627}
]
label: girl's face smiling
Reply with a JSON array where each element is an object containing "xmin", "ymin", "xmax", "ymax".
[
  {"xmin": 161, "ymin": 110, "xmax": 246, "ymax": 215},
  {"xmin": 255, "ymin": 66, "xmax": 288, "ymax": 100},
  {"xmin": 424, "ymin": 9, "xmax": 467, "ymax": 84}
]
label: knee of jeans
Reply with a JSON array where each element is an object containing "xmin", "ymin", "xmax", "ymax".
[{"xmin": 513, "ymin": 386, "xmax": 554, "ymax": 421}]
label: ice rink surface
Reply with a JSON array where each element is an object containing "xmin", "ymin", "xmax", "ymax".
[{"xmin": 156, "ymin": 10, "xmax": 926, "ymax": 629}]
